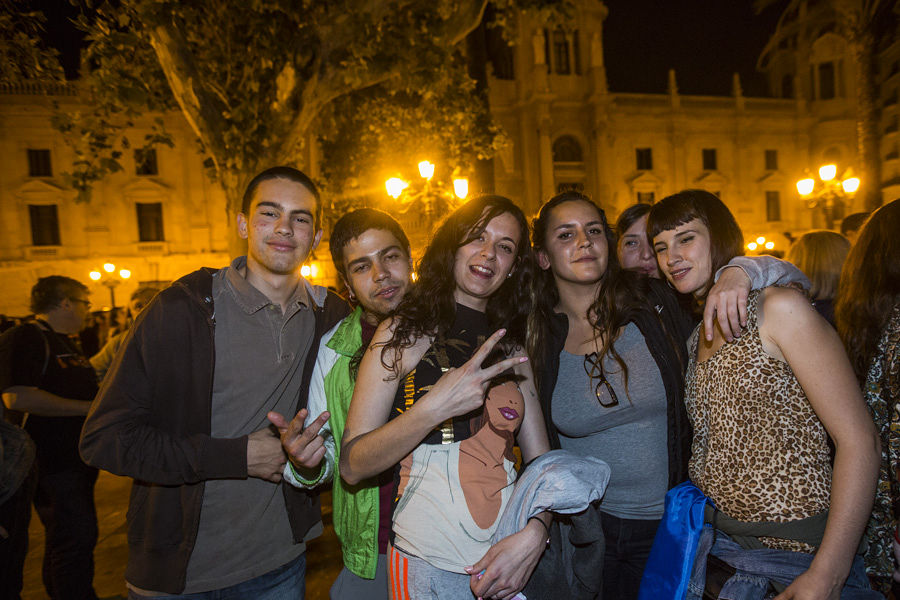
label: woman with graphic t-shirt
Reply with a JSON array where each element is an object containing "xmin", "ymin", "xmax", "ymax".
[{"xmin": 340, "ymin": 195, "xmax": 550, "ymax": 600}]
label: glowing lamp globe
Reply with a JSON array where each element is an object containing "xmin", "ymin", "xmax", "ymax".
[
  {"xmin": 453, "ymin": 178, "xmax": 469, "ymax": 200},
  {"xmin": 842, "ymin": 178, "xmax": 860, "ymax": 194},
  {"xmin": 385, "ymin": 178, "xmax": 408, "ymax": 199},
  {"xmin": 818, "ymin": 164, "xmax": 837, "ymax": 182},
  {"xmin": 796, "ymin": 178, "xmax": 815, "ymax": 196},
  {"xmin": 418, "ymin": 161, "xmax": 435, "ymax": 180}
]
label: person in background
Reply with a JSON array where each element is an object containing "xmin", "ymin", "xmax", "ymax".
[
  {"xmin": 273, "ymin": 208, "xmax": 413, "ymax": 599},
  {"xmin": 649, "ymin": 189, "xmax": 880, "ymax": 599},
  {"xmin": 615, "ymin": 203, "xmax": 659, "ymax": 278},
  {"xmin": 786, "ymin": 230, "xmax": 850, "ymax": 327},
  {"xmin": 78, "ymin": 311, "xmax": 101, "ymax": 358},
  {"xmin": 0, "ymin": 410, "xmax": 37, "ymax": 600},
  {"xmin": 836, "ymin": 199, "xmax": 900, "ymax": 595},
  {"xmin": 1, "ymin": 276, "xmax": 98, "ymax": 600},
  {"xmin": 90, "ymin": 286, "xmax": 161, "ymax": 381},
  {"xmin": 841, "ymin": 212, "xmax": 870, "ymax": 246}
]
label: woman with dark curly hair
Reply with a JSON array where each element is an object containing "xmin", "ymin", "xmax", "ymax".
[
  {"xmin": 340, "ymin": 195, "xmax": 550, "ymax": 600},
  {"xmin": 836, "ymin": 199, "xmax": 900, "ymax": 595}
]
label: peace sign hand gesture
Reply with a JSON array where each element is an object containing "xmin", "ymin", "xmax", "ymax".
[{"xmin": 422, "ymin": 329, "xmax": 528, "ymax": 424}]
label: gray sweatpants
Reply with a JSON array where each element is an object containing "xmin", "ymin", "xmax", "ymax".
[{"xmin": 388, "ymin": 545, "xmax": 474, "ymax": 600}]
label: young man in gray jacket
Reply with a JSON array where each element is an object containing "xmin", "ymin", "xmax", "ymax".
[{"xmin": 80, "ymin": 167, "xmax": 348, "ymax": 599}]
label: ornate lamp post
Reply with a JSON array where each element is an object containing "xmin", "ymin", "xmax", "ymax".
[
  {"xmin": 89, "ymin": 263, "xmax": 132, "ymax": 308},
  {"xmin": 385, "ymin": 160, "xmax": 468, "ymax": 233},
  {"xmin": 796, "ymin": 164, "xmax": 860, "ymax": 230}
]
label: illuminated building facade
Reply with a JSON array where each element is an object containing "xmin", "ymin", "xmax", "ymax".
[{"xmin": 1, "ymin": 1, "xmax": 896, "ymax": 313}]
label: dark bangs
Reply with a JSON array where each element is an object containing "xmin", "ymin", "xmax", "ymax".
[
  {"xmin": 648, "ymin": 190, "xmax": 745, "ymax": 297},
  {"xmin": 646, "ymin": 194, "xmax": 703, "ymax": 241}
]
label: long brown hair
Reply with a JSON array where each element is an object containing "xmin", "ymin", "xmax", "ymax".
[
  {"xmin": 380, "ymin": 195, "xmax": 533, "ymax": 378},
  {"xmin": 528, "ymin": 192, "xmax": 646, "ymax": 393},
  {"xmin": 835, "ymin": 199, "xmax": 900, "ymax": 382}
]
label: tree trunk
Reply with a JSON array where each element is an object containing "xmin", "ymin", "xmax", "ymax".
[
  {"xmin": 223, "ymin": 178, "xmax": 248, "ymax": 259},
  {"xmin": 854, "ymin": 31, "xmax": 883, "ymax": 211},
  {"xmin": 466, "ymin": 17, "xmax": 495, "ymax": 195}
]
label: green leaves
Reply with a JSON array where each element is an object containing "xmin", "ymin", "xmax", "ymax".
[{"xmin": 25, "ymin": 0, "xmax": 570, "ymax": 214}]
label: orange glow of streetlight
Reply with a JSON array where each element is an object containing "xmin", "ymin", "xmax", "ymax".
[
  {"xmin": 796, "ymin": 178, "xmax": 815, "ymax": 196},
  {"xmin": 842, "ymin": 177, "xmax": 860, "ymax": 194},
  {"xmin": 453, "ymin": 178, "xmax": 469, "ymax": 199},
  {"xmin": 418, "ymin": 160, "xmax": 435, "ymax": 180},
  {"xmin": 119, "ymin": 269, "xmax": 131, "ymax": 279},
  {"xmin": 300, "ymin": 263, "xmax": 320, "ymax": 279},
  {"xmin": 385, "ymin": 178, "xmax": 408, "ymax": 199},
  {"xmin": 89, "ymin": 271, "xmax": 101, "ymax": 281},
  {"xmin": 747, "ymin": 242, "xmax": 758, "ymax": 251},
  {"xmin": 818, "ymin": 164, "xmax": 837, "ymax": 182},
  {"xmin": 103, "ymin": 263, "xmax": 115, "ymax": 273}
]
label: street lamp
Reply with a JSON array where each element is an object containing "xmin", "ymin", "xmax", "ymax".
[
  {"xmin": 384, "ymin": 160, "xmax": 469, "ymax": 233},
  {"xmin": 747, "ymin": 236, "xmax": 776, "ymax": 253},
  {"xmin": 796, "ymin": 164, "xmax": 860, "ymax": 230},
  {"xmin": 89, "ymin": 263, "xmax": 132, "ymax": 308}
]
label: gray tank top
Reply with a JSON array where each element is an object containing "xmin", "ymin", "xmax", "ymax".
[{"xmin": 551, "ymin": 323, "xmax": 668, "ymax": 519}]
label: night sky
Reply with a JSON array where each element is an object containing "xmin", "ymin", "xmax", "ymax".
[
  {"xmin": 603, "ymin": 0, "xmax": 785, "ymax": 97},
  {"xmin": 37, "ymin": 0, "xmax": 786, "ymax": 98}
]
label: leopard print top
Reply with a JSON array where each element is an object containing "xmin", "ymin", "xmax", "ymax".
[{"xmin": 686, "ymin": 289, "xmax": 832, "ymax": 553}]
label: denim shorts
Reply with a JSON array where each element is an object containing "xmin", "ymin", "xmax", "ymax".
[{"xmin": 686, "ymin": 527, "xmax": 883, "ymax": 600}]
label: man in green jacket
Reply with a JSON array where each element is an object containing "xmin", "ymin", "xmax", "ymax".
[{"xmin": 270, "ymin": 208, "xmax": 412, "ymax": 599}]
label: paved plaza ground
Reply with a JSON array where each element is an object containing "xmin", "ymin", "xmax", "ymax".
[{"xmin": 21, "ymin": 470, "xmax": 343, "ymax": 600}]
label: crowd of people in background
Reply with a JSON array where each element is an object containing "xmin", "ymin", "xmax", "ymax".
[{"xmin": 0, "ymin": 164, "xmax": 898, "ymax": 600}]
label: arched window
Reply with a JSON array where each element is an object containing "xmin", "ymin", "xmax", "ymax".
[{"xmin": 553, "ymin": 136, "xmax": 583, "ymax": 163}]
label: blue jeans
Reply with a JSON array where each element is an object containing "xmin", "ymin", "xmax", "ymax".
[
  {"xmin": 686, "ymin": 527, "xmax": 882, "ymax": 600},
  {"xmin": 600, "ymin": 512, "xmax": 660, "ymax": 600},
  {"xmin": 128, "ymin": 554, "xmax": 306, "ymax": 600}
]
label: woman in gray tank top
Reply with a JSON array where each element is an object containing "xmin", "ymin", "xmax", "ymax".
[{"xmin": 527, "ymin": 191, "xmax": 792, "ymax": 599}]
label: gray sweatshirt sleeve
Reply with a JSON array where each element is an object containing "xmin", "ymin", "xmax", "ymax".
[{"xmin": 716, "ymin": 255, "xmax": 810, "ymax": 291}]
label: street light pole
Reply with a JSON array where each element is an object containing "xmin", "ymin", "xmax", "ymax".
[
  {"xmin": 89, "ymin": 263, "xmax": 132, "ymax": 309},
  {"xmin": 385, "ymin": 160, "xmax": 469, "ymax": 234},
  {"xmin": 796, "ymin": 164, "xmax": 860, "ymax": 230}
]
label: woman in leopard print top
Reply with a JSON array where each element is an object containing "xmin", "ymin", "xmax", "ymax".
[{"xmin": 649, "ymin": 190, "xmax": 881, "ymax": 600}]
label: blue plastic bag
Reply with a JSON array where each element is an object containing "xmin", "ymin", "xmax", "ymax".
[{"xmin": 637, "ymin": 481, "xmax": 712, "ymax": 600}]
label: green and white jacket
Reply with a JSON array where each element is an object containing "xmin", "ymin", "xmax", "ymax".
[{"xmin": 283, "ymin": 306, "xmax": 382, "ymax": 579}]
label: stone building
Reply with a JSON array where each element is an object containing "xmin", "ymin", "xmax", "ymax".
[
  {"xmin": 0, "ymin": 0, "xmax": 895, "ymax": 313},
  {"xmin": 486, "ymin": 0, "xmax": 889, "ymax": 239}
]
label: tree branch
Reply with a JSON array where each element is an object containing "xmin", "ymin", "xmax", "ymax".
[
  {"xmin": 272, "ymin": 0, "xmax": 487, "ymax": 161},
  {"xmin": 143, "ymin": 13, "xmax": 229, "ymax": 174}
]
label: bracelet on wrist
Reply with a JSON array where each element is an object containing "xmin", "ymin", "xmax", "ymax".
[{"xmin": 528, "ymin": 515, "xmax": 552, "ymax": 548}]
